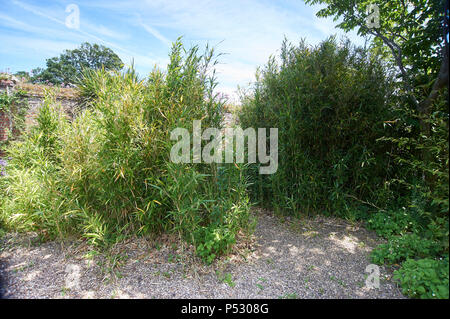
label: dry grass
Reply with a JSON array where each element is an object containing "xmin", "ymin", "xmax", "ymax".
[{"xmin": 16, "ymin": 83, "xmax": 78, "ymax": 99}]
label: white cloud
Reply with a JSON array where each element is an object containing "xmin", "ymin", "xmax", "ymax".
[
  {"xmin": 215, "ymin": 62, "xmax": 256, "ymax": 86},
  {"xmin": 0, "ymin": 35, "xmax": 79, "ymax": 57},
  {"xmin": 3, "ymin": 0, "xmax": 366, "ymax": 101},
  {"xmin": 136, "ymin": 14, "xmax": 171, "ymax": 46},
  {"xmin": 9, "ymin": 0, "xmax": 164, "ymax": 73},
  {"xmin": 81, "ymin": 22, "xmax": 130, "ymax": 41},
  {"xmin": 128, "ymin": 0, "xmax": 362, "ymax": 98}
]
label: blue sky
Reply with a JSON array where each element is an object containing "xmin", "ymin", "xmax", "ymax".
[{"xmin": 0, "ymin": 0, "xmax": 365, "ymax": 101}]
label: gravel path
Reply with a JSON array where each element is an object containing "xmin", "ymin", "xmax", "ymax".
[{"xmin": 0, "ymin": 209, "xmax": 405, "ymax": 299}]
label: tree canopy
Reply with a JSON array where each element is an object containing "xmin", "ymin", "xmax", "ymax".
[
  {"xmin": 31, "ymin": 42, "xmax": 124, "ymax": 85},
  {"xmin": 305, "ymin": 0, "xmax": 448, "ymax": 114}
]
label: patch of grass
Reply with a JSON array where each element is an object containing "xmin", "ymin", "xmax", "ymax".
[
  {"xmin": 279, "ymin": 292, "xmax": 298, "ymax": 299},
  {"xmin": 96, "ymin": 252, "xmax": 128, "ymax": 280},
  {"xmin": 216, "ymin": 271, "xmax": 236, "ymax": 288},
  {"xmin": 60, "ymin": 286, "xmax": 70, "ymax": 297},
  {"xmin": 258, "ymin": 277, "xmax": 267, "ymax": 283}
]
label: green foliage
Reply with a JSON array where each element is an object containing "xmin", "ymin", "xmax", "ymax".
[
  {"xmin": 216, "ymin": 271, "xmax": 236, "ymax": 288},
  {"xmin": 239, "ymin": 37, "xmax": 394, "ymax": 217},
  {"xmin": 305, "ymin": 0, "xmax": 446, "ymax": 88},
  {"xmin": 371, "ymin": 234, "xmax": 441, "ymax": 265},
  {"xmin": 192, "ymin": 164, "xmax": 253, "ymax": 264},
  {"xmin": 366, "ymin": 209, "xmax": 420, "ymax": 238},
  {"xmin": 0, "ymin": 39, "xmax": 253, "ymax": 262},
  {"xmin": 195, "ymin": 224, "xmax": 236, "ymax": 264},
  {"xmin": 76, "ymin": 67, "xmax": 116, "ymax": 108},
  {"xmin": 393, "ymin": 256, "xmax": 449, "ymax": 299},
  {"xmin": 377, "ymin": 92, "xmax": 449, "ymax": 224},
  {"xmin": 0, "ymin": 89, "xmax": 27, "ymax": 113},
  {"xmin": 0, "ymin": 95, "xmax": 72, "ymax": 238},
  {"xmin": 0, "ymin": 91, "xmax": 15, "ymax": 113},
  {"xmin": 0, "ymin": 89, "xmax": 29, "ymax": 147},
  {"xmin": 31, "ymin": 42, "xmax": 123, "ymax": 85}
]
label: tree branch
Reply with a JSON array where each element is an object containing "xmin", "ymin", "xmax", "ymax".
[
  {"xmin": 418, "ymin": 50, "xmax": 449, "ymax": 114},
  {"xmin": 366, "ymin": 27, "xmax": 420, "ymax": 109}
]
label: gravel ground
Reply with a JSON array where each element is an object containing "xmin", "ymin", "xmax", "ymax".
[{"xmin": 0, "ymin": 209, "xmax": 405, "ymax": 299}]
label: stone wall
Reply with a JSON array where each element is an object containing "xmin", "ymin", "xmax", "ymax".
[
  {"xmin": 0, "ymin": 82, "xmax": 79, "ymax": 150},
  {"xmin": 0, "ymin": 109, "xmax": 11, "ymax": 141},
  {"xmin": 24, "ymin": 95, "xmax": 79, "ymax": 128}
]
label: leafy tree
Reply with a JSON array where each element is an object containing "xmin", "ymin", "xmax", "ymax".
[
  {"xmin": 305, "ymin": 0, "xmax": 448, "ymax": 122},
  {"xmin": 30, "ymin": 67, "xmax": 45, "ymax": 82},
  {"xmin": 32, "ymin": 43, "xmax": 124, "ymax": 85}
]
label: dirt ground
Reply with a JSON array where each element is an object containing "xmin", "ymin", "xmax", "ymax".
[{"xmin": 0, "ymin": 209, "xmax": 405, "ymax": 299}]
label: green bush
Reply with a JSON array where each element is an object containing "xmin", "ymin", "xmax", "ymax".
[
  {"xmin": 239, "ymin": 37, "xmax": 394, "ymax": 216},
  {"xmin": 195, "ymin": 224, "xmax": 236, "ymax": 264},
  {"xmin": 0, "ymin": 94, "xmax": 73, "ymax": 238},
  {"xmin": 0, "ymin": 39, "xmax": 253, "ymax": 262},
  {"xmin": 393, "ymin": 256, "xmax": 449, "ymax": 299},
  {"xmin": 370, "ymin": 234, "xmax": 441, "ymax": 265},
  {"xmin": 366, "ymin": 209, "xmax": 420, "ymax": 238},
  {"xmin": 193, "ymin": 165, "xmax": 253, "ymax": 263}
]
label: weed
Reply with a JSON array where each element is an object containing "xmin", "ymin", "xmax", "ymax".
[
  {"xmin": 393, "ymin": 256, "xmax": 449, "ymax": 299},
  {"xmin": 279, "ymin": 292, "xmax": 298, "ymax": 299},
  {"xmin": 216, "ymin": 271, "xmax": 236, "ymax": 288}
]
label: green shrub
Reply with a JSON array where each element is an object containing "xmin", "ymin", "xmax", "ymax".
[
  {"xmin": 370, "ymin": 234, "xmax": 441, "ymax": 265},
  {"xmin": 239, "ymin": 37, "xmax": 394, "ymax": 217},
  {"xmin": 366, "ymin": 209, "xmax": 421, "ymax": 238},
  {"xmin": 193, "ymin": 165, "xmax": 253, "ymax": 264},
  {"xmin": 0, "ymin": 89, "xmax": 29, "ymax": 149},
  {"xmin": 393, "ymin": 256, "xmax": 449, "ymax": 299},
  {"xmin": 1, "ymin": 94, "xmax": 74, "ymax": 239},
  {"xmin": 0, "ymin": 39, "xmax": 253, "ymax": 262},
  {"xmin": 195, "ymin": 224, "xmax": 236, "ymax": 264}
]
